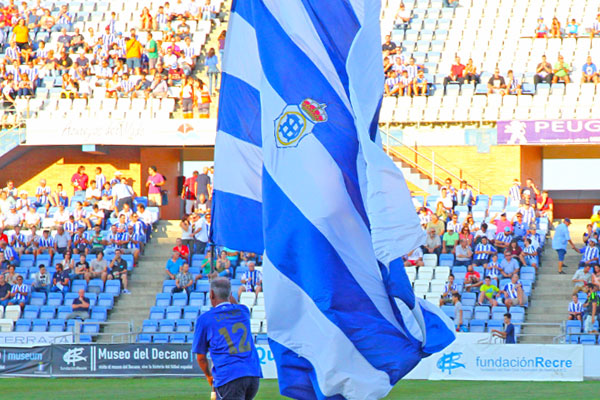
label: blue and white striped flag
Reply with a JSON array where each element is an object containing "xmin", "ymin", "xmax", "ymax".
[{"xmin": 211, "ymin": 1, "xmax": 455, "ymax": 398}]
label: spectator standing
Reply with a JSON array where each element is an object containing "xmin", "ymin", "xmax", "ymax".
[
  {"xmin": 492, "ymin": 313, "xmax": 516, "ymax": 343},
  {"xmin": 553, "ymin": 218, "xmax": 578, "ymax": 274},
  {"xmin": 192, "ymin": 213, "xmax": 210, "ymax": 255},
  {"xmin": 125, "ymin": 31, "xmax": 143, "ymax": 75},
  {"xmin": 583, "ymin": 285, "xmax": 599, "ymax": 334},
  {"xmin": 568, "ymin": 294, "xmax": 584, "ymax": 321},
  {"xmin": 196, "ymin": 167, "xmax": 212, "ymax": 201},
  {"xmin": 452, "ymin": 292, "xmax": 464, "ymax": 332},
  {"xmin": 204, "ymin": 47, "xmax": 219, "ymax": 95},
  {"xmin": 112, "ymin": 173, "xmax": 134, "ymax": 211},
  {"xmin": 182, "ymin": 171, "xmax": 198, "ymax": 214},
  {"xmin": 146, "ymin": 166, "xmax": 165, "ymax": 207},
  {"xmin": 71, "ymin": 165, "xmax": 88, "ymax": 196}
]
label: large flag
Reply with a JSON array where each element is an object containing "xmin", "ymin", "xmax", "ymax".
[{"xmin": 211, "ymin": 1, "xmax": 455, "ymax": 399}]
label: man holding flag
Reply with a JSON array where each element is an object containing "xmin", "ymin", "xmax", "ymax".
[{"xmin": 209, "ymin": 0, "xmax": 455, "ymax": 399}]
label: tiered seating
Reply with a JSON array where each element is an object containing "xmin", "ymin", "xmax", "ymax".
[{"xmin": 381, "ymin": 0, "xmax": 600, "ymax": 122}]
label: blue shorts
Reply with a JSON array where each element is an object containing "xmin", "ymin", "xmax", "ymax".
[
  {"xmin": 126, "ymin": 57, "xmax": 141, "ymax": 70},
  {"xmin": 556, "ymin": 249, "xmax": 566, "ymax": 262}
]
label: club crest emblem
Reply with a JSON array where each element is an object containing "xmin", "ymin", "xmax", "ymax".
[{"xmin": 274, "ymin": 99, "xmax": 328, "ymax": 148}]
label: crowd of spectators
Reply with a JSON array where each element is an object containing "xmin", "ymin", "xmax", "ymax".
[
  {"xmin": 0, "ymin": 0, "xmax": 222, "ymax": 124},
  {"xmin": 0, "ymin": 164, "xmax": 170, "ymax": 304},
  {"xmin": 382, "ymin": 5, "xmax": 600, "ymax": 99}
]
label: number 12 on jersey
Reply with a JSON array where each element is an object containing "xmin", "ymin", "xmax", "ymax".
[{"xmin": 219, "ymin": 322, "xmax": 251, "ymax": 354}]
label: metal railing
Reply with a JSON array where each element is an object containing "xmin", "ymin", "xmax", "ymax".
[
  {"xmin": 73, "ymin": 320, "xmax": 135, "ymax": 344},
  {"xmin": 380, "ymin": 127, "xmax": 495, "ymax": 195},
  {"xmin": 0, "ymin": 119, "xmax": 26, "ymax": 157}
]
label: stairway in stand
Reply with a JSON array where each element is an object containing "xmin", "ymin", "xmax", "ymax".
[
  {"xmin": 520, "ymin": 219, "xmax": 587, "ymax": 344},
  {"xmin": 99, "ymin": 220, "xmax": 182, "ymax": 342}
]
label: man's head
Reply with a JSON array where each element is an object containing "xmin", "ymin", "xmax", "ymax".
[
  {"xmin": 176, "ymin": 238, "xmax": 182, "ymax": 246},
  {"xmin": 209, "ymin": 277, "xmax": 231, "ymax": 306},
  {"xmin": 172, "ymin": 251, "xmax": 180, "ymax": 259},
  {"xmin": 181, "ymin": 262, "xmax": 189, "ymax": 272},
  {"xmin": 452, "ymin": 292, "xmax": 460, "ymax": 304},
  {"xmin": 504, "ymin": 250, "xmax": 512, "ymax": 259},
  {"xmin": 511, "ymin": 273, "xmax": 519, "ymax": 283},
  {"xmin": 460, "ymin": 238, "xmax": 467, "ymax": 247},
  {"xmin": 16, "ymin": 275, "xmax": 23, "ymax": 285},
  {"xmin": 79, "ymin": 253, "xmax": 86, "ymax": 261},
  {"xmin": 590, "ymin": 238, "xmax": 597, "ymax": 247},
  {"xmin": 572, "ymin": 294, "xmax": 579, "ymax": 303},
  {"xmin": 248, "ymin": 261, "xmax": 256, "ymax": 271},
  {"xmin": 584, "ymin": 264, "xmax": 591, "ymax": 273},
  {"xmin": 78, "ymin": 288, "xmax": 85, "ymax": 298},
  {"xmin": 448, "ymin": 273, "xmax": 454, "ymax": 283},
  {"xmin": 504, "ymin": 226, "xmax": 511, "ymax": 234},
  {"xmin": 114, "ymin": 249, "xmax": 122, "ymax": 259},
  {"xmin": 564, "ymin": 218, "xmax": 572, "ymax": 226},
  {"xmin": 504, "ymin": 313, "xmax": 512, "ymax": 325},
  {"xmin": 96, "ymin": 251, "xmax": 103, "ymax": 259}
]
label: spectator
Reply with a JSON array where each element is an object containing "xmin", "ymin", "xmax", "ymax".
[
  {"xmin": 487, "ymin": 68, "xmax": 506, "ymax": 94},
  {"xmin": 427, "ymin": 213, "xmax": 446, "ymax": 237},
  {"xmin": 473, "ymin": 236, "xmax": 495, "ymax": 266},
  {"xmin": 443, "ymin": 56, "xmax": 465, "ymax": 88},
  {"xmin": 478, "ymin": 276, "xmax": 500, "ymax": 307},
  {"xmin": 0, "ymin": 275, "xmax": 11, "ymax": 307},
  {"xmin": 4, "ymin": 265, "xmax": 18, "ymax": 285},
  {"xmin": 451, "ymin": 292, "xmax": 464, "ymax": 331},
  {"xmin": 0, "ymin": 240, "xmax": 19, "ymax": 266},
  {"xmin": 583, "ymin": 285, "xmax": 599, "ymax": 334},
  {"xmin": 456, "ymin": 180, "xmax": 474, "ymax": 210},
  {"xmin": 172, "ymin": 262, "xmax": 194, "ymax": 296},
  {"xmin": 73, "ymin": 253, "xmax": 90, "ymax": 281},
  {"xmin": 442, "ymin": 227, "xmax": 459, "ymax": 254},
  {"xmin": 404, "ymin": 247, "xmax": 424, "ymax": 267},
  {"xmin": 204, "ymin": 47, "xmax": 219, "ymax": 95},
  {"xmin": 393, "ymin": 3, "xmax": 411, "ymax": 29},
  {"xmin": 453, "ymin": 239, "xmax": 473, "ymax": 267},
  {"xmin": 581, "ymin": 56, "xmax": 599, "ymax": 84},
  {"xmin": 89, "ymin": 251, "xmax": 108, "ymax": 283},
  {"xmin": 196, "ymin": 167, "xmax": 212, "ymax": 201},
  {"xmin": 165, "ymin": 251, "xmax": 184, "ymax": 280},
  {"xmin": 566, "ymin": 18, "xmax": 578, "ymax": 38},
  {"xmin": 459, "ymin": 226, "xmax": 474, "ymax": 248},
  {"xmin": 494, "ymin": 227, "xmax": 513, "ymax": 252},
  {"xmin": 534, "ymin": 17, "xmax": 549, "ymax": 38},
  {"xmin": 463, "ymin": 58, "xmax": 480, "ymax": 84},
  {"xmin": 463, "ymin": 264, "xmax": 482, "ymax": 293},
  {"xmin": 125, "ymin": 31, "xmax": 143, "ymax": 75},
  {"xmin": 238, "ymin": 261, "xmax": 263, "ymax": 299},
  {"xmin": 439, "ymin": 274, "xmax": 458, "ymax": 306},
  {"xmin": 182, "ymin": 171, "xmax": 198, "ymax": 214},
  {"xmin": 579, "ymin": 238, "xmax": 599, "ymax": 268},
  {"xmin": 502, "ymin": 70, "xmax": 522, "ymax": 95},
  {"xmin": 173, "ymin": 238, "xmax": 190, "ymax": 260},
  {"xmin": 412, "ymin": 69, "xmax": 428, "ymax": 96},
  {"xmin": 568, "ymin": 294, "xmax": 584, "ymax": 321},
  {"xmin": 474, "ymin": 223, "xmax": 495, "ymax": 245},
  {"xmin": 484, "ymin": 253, "xmax": 501, "ymax": 284},
  {"xmin": 500, "ymin": 251, "xmax": 520, "ymax": 278},
  {"xmin": 71, "ymin": 165, "xmax": 88, "ymax": 196},
  {"xmin": 122, "ymin": 226, "xmax": 142, "ymax": 265},
  {"xmin": 424, "ymin": 228, "xmax": 442, "ymax": 256},
  {"xmin": 446, "ymin": 213, "xmax": 460, "ymax": 234},
  {"xmin": 443, "ymin": 0, "xmax": 459, "ymax": 9},
  {"xmin": 51, "ymin": 264, "xmax": 70, "ymax": 294},
  {"xmin": 192, "ymin": 213, "xmax": 210, "ymax": 255},
  {"xmin": 584, "ymin": 224, "xmax": 597, "ymax": 245},
  {"xmin": 112, "ymin": 173, "xmax": 134, "ymax": 211},
  {"xmin": 208, "ymin": 251, "xmax": 232, "ymax": 279},
  {"xmin": 146, "ymin": 166, "xmax": 165, "ymax": 207},
  {"xmin": 512, "ymin": 213, "xmax": 528, "ymax": 241},
  {"xmin": 553, "ymin": 218, "xmax": 578, "ymax": 275},
  {"xmin": 533, "ymin": 55, "xmax": 553, "ymax": 85},
  {"xmin": 537, "ymin": 190, "xmax": 554, "ymax": 223},
  {"xmin": 520, "ymin": 238, "xmax": 539, "ymax": 269},
  {"xmin": 381, "ymin": 34, "xmax": 397, "ymax": 54},
  {"xmin": 552, "ymin": 54, "xmax": 571, "ymax": 84},
  {"xmin": 53, "ymin": 226, "xmax": 71, "ymax": 255},
  {"xmin": 66, "ymin": 288, "xmax": 90, "ymax": 320},
  {"xmin": 573, "ymin": 264, "xmax": 593, "ymax": 295},
  {"xmin": 507, "ymin": 240, "xmax": 522, "ymax": 263},
  {"xmin": 8, "ymin": 275, "xmax": 29, "ymax": 309},
  {"xmin": 180, "ymin": 214, "xmax": 194, "ymax": 252},
  {"xmin": 491, "ymin": 212, "xmax": 512, "ymax": 234},
  {"xmin": 491, "ymin": 313, "xmax": 516, "ymax": 343},
  {"xmin": 108, "ymin": 249, "xmax": 130, "ymax": 294},
  {"xmin": 501, "ymin": 273, "xmax": 524, "ymax": 309},
  {"xmin": 550, "ymin": 17, "xmax": 561, "ymax": 38},
  {"xmin": 588, "ymin": 14, "xmax": 600, "ymax": 40}
]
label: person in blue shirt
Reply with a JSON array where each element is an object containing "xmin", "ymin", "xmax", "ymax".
[
  {"xmin": 552, "ymin": 218, "xmax": 578, "ymax": 274},
  {"xmin": 581, "ymin": 56, "xmax": 599, "ymax": 84},
  {"xmin": 192, "ymin": 278, "xmax": 262, "ymax": 399},
  {"xmin": 492, "ymin": 313, "xmax": 516, "ymax": 344}
]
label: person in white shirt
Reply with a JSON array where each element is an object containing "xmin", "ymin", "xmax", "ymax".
[
  {"xmin": 24, "ymin": 206, "xmax": 41, "ymax": 228},
  {"xmin": 85, "ymin": 179, "xmax": 102, "ymax": 205},
  {"xmin": 52, "ymin": 203, "xmax": 71, "ymax": 229},
  {"xmin": 192, "ymin": 212, "xmax": 210, "ymax": 255}
]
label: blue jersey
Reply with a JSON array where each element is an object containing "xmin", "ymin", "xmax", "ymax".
[{"xmin": 192, "ymin": 303, "xmax": 262, "ymax": 387}]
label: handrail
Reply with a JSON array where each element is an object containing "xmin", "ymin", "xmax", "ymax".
[{"xmin": 381, "ymin": 127, "xmax": 494, "ymax": 196}]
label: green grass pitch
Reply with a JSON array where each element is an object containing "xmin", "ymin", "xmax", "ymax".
[{"xmin": 1, "ymin": 378, "xmax": 598, "ymax": 399}]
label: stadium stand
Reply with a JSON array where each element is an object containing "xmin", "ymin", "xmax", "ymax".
[
  {"xmin": 380, "ymin": 0, "xmax": 600, "ymax": 123},
  {"xmin": 0, "ymin": 0, "xmax": 225, "ymax": 127}
]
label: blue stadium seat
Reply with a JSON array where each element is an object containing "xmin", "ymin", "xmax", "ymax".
[
  {"xmin": 32, "ymin": 319, "xmax": 49, "ymax": 332},
  {"xmin": 566, "ymin": 320, "xmax": 582, "ymax": 335},
  {"xmin": 196, "ymin": 280, "xmax": 210, "ymax": 293},
  {"xmin": 159, "ymin": 320, "xmax": 176, "ymax": 333},
  {"xmin": 57, "ymin": 306, "xmax": 73, "ymax": 319},
  {"xmin": 170, "ymin": 333, "xmax": 187, "ymax": 343},
  {"xmin": 439, "ymin": 254, "xmax": 454, "ymax": 267},
  {"xmin": 138, "ymin": 333, "xmax": 153, "ymax": 343},
  {"xmin": 461, "ymin": 306, "xmax": 473, "ymax": 320},
  {"xmin": 580, "ymin": 334, "xmax": 597, "ymax": 345},
  {"xmin": 71, "ymin": 280, "xmax": 87, "ymax": 293},
  {"xmin": 474, "ymin": 306, "xmax": 490, "ymax": 320},
  {"xmin": 153, "ymin": 334, "xmax": 169, "ymax": 343},
  {"xmin": 491, "ymin": 306, "xmax": 508, "ymax": 321},
  {"xmin": 441, "ymin": 305, "xmax": 454, "ymax": 319},
  {"xmin": 49, "ymin": 319, "xmax": 66, "ymax": 332},
  {"xmin": 183, "ymin": 306, "xmax": 200, "ymax": 320},
  {"xmin": 91, "ymin": 306, "xmax": 108, "ymax": 321},
  {"xmin": 469, "ymin": 319, "xmax": 485, "ymax": 333},
  {"xmin": 64, "ymin": 293, "xmax": 79, "ymax": 307},
  {"xmin": 163, "ymin": 280, "xmax": 176, "ymax": 293},
  {"xmin": 98, "ymin": 293, "xmax": 115, "ymax": 309},
  {"xmin": 88, "ymin": 279, "xmax": 104, "ymax": 293},
  {"xmin": 156, "ymin": 293, "xmax": 172, "ymax": 307},
  {"xmin": 486, "ymin": 320, "xmax": 502, "ymax": 332},
  {"xmin": 105, "ymin": 280, "xmax": 121, "ymax": 295},
  {"xmin": 142, "ymin": 320, "xmax": 159, "ymax": 333},
  {"xmin": 39, "ymin": 306, "xmax": 56, "ymax": 319},
  {"xmin": 133, "ymin": 197, "xmax": 148, "ymax": 208},
  {"xmin": 23, "ymin": 305, "xmax": 40, "ymax": 319},
  {"xmin": 166, "ymin": 306, "xmax": 182, "ymax": 320},
  {"xmin": 29, "ymin": 292, "xmax": 46, "ymax": 306},
  {"xmin": 461, "ymin": 292, "xmax": 476, "ymax": 307},
  {"xmin": 47, "ymin": 292, "xmax": 64, "ymax": 306},
  {"xmin": 82, "ymin": 319, "xmax": 100, "ymax": 334},
  {"xmin": 566, "ymin": 335, "xmax": 580, "ymax": 344},
  {"xmin": 172, "ymin": 292, "xmax": 189, "ymax": 307},
  {"xmin": 149, "ymin": 306, "xmax": 165, "ymax": 320},
  {"xmin": 189, "ymin": 292, "xmax": 205, "ymax": 307},
  {"xmin": 15, "ymin": 319, "xmax": 32, "ymax": 332},
  {"xmin": 520, "ymin": 267, "xmax": 536, "ymax": 281},
  {"xmin": 85, "ymin": 293, "xmax": 98, "ymax": 307},
  {"xmin": 176, "ymin": 319, "xmax": 193, "ymax": 333}
]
